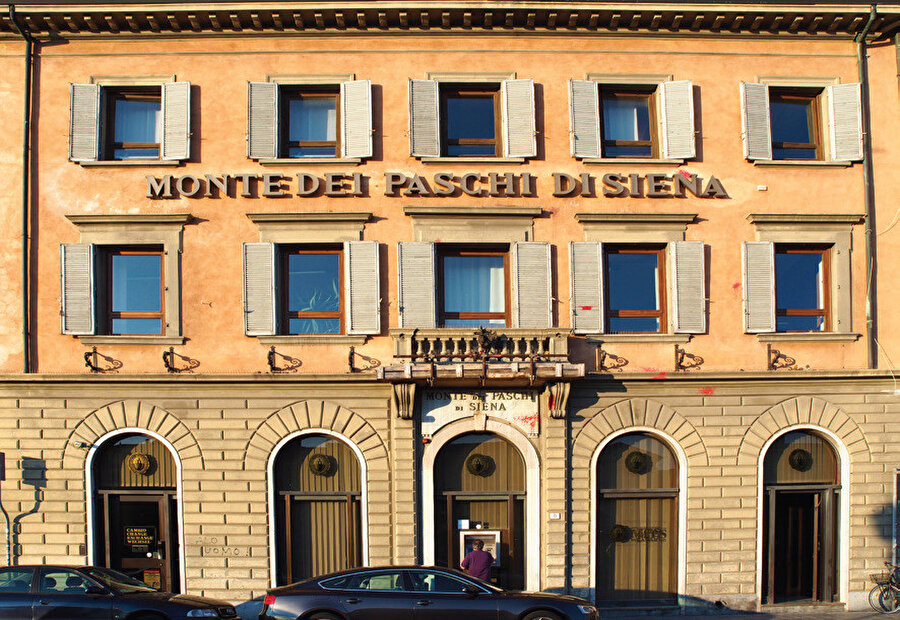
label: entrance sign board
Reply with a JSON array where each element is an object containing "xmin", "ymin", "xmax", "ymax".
[
  {"xmin": 421, "ymin": 390, "xmax": 539, "ymax": 437},
  {"xmin": 124, "ymin": 526, "xmax": 156, "ymax": 551}
]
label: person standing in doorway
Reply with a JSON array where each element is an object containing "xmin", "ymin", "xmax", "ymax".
[{"xmin": 460, "ymin": 539, "xmax": 494, "ymax": 582}]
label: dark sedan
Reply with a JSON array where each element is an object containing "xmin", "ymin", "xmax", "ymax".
[
  {"xmin": 260, "ymin": 566, "xmax": 599, "ymax": 620},
  {"xmin": 0, "ymin": 565, "xmax": 237, "ymax": 619}
]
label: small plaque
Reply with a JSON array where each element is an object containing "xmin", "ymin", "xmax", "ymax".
[{"xmin": 143, "ymin": 569, "xmax": 161, "ymax": 590}]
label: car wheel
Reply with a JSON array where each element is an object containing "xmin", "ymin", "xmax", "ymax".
[{"xmin": 522, "ymin": 611, "xmax": 562, "ymax": 620}]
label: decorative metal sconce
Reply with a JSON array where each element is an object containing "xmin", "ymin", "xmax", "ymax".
[
  {"xmin": 767, "ymin": 344, "xmax": 799, "ymax": 370},
  {"xmin": 675, "ymin": 345, "xmax": 704, "ymax": 371},
  {"xmin": 267, "ymin": 346, "xmax": 302, "ymax": 373},
  {"xmin": 84, "ymin": 347, "xmax": 123, "ymax": 373},
  {"xmin": 162, "ymin": 348, "xmax": 200, "ymax": 373},
  {"xmin": 349, "ymin": 346, "xmax": 381, "ymax": 372},
  {"xmin": 596, "ymin": 347, "xmax": 629, "ymax": 372}
]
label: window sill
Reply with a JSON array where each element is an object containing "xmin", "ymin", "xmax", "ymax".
[
  {"xmin": 420, "ymin": 157, "xmax": 526, "ymax": 164},
  {"xmin": 752, "ymin": 160, "xmax": 852, "ymax": 168},
  {"xmin": 78, "ymin": 335, "xmax": 186, "ymax": 345},
  {"xmin": 757, "ymin": 332, "xmax": 860, "ymax": 343},
  {"xmin": 582, "ymin": 158, "xmax": 685, "ymax": 165},
  {"xmin": 257, "ymin": 157, "xmax": 362, "ymax": 166},
  {"xmin": 78, "ymin": 160, "xmax": 182, "ymax": 167},
  {"xmin": 583, "ymin": 333, "xmax": 691, "ymax": 344},
  {"xmin": 258, "ymin": 335, "xmax": 369, "ymax": 345}
]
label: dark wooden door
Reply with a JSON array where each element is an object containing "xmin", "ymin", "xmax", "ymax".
[
  {"xmin": 102, "ymin": 493, "xmax": 175, "ymax": 592},
  {"xmin": 282, "ymin": 493, "xmax": 362, "ymax": 582}
]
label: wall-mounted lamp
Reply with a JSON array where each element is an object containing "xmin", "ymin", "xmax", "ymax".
[{"xmin": 73, "ymin": 441, "xmax": 93, "ymax": 449}]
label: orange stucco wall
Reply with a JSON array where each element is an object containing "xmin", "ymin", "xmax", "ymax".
[{"xmin": 0, "ymin": 31, "xmax": 891, "ymax": 374}]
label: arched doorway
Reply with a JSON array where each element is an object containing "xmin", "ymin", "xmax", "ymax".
[
  {"xmin": 272, "ymin": 433, "xmax": 363, "ymax": 585},
  {"xmin": 92, "ymin": 432, "xmax": 180, "ymax": 592},
  {"xmin": 762, "ymin": 430, "xmax": 839, "ymax": 604},
  {"xmin": 595, "ymin": 432, "xmax": 679, "ymax": 605},
  {"xmin": 434, "ymin": 433, "xmax": 525, "ymax": 589}
]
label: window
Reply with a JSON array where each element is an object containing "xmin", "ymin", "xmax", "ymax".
[
  {"xmin": 0, "ymin": 568, "xmax": 34, "ymax": 593},
  {"xmin": 604, "ymin": 245, "xmax": 666, "ymax": 334},
  {"xmin": 438, "ymin": 246, "xmax": 509, "ymax": 328},
  {"xmin": 281, "ymin": 246, "xmax": 343, "ymax": 334},
  {"xmin": 600, "ymin": 87, "xmax": 656, "ymax": 158},
  {"xmin": 105, "ymin": 247, "xmax": 165, "ymax": 335},
  {"xmin": 569, "ymin": 78, "xmax": 695, "ymax": 161},
  {"xmin": 740, "ymin": 81, "xmax": 862, "ymax": 162},
  {"xmin": 769, "ymin": 89, "xmax": 820, "ymax": 160},
  {"xmin": 775, "ymin": 245, "xmax": 830, "ymax": 332},
  {"xmin": 280, "ymin": 87, "xmax": 339, "ymax": 158},
  {"xmin": 247, "ymin": 78, "xmax": 372, "ymax": 161},
  {"xmin": 409, "ymin": 76, "xmax": 535, "ymax": 160},
  {"xmin": 69, "ymin": 80, "xmax": 191, "ymax": 163},
  {"xmin": 408, "ymin": 570, "xmax": 475, "ymax": 594},
  {"xmin": 39, "ymin": 570, "xmax": 93, "ymax": 594}
]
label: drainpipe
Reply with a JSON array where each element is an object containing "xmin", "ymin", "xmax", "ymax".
[
  {"xmin": 856, "ymin": 6, "xmax": 878, "ymax": 369},
  {"xmin": 9, "ymin": 4, "xmax": 33, "ymax": 374}
]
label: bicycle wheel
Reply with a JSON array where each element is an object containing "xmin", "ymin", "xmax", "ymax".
[{"xmin": 869, "ymin": 583, "xmax": 900, "ymax": 613}]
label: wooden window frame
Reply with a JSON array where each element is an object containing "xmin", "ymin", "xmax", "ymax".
[
  {"xmin": 437, "ymin": 245, "xmax": 510, "ymax": 328},
  {"xmin": 599, "ymin": 86, "xmax": 658, "ymax": 159},
  {"xmin": 774, "ymin": 244, "xmax": 831, "ymax": 332},
  {"xmin": 279, "ymin": 87, "xmax": 341, "ymax": 159},
  {"xmin": 769, "ymin": 88, "xmax": 822, "ymax": 161},
  {"xmin": 102, "ymin": 86, "xmax": 161, "ymax": 160},
  {"xmin": 603, "ymin": 245, "xmax": 667, "ymax": 334},
  {"xmin": 105, "ymin": 246, "xmax": 165, "ymax": 336},
  {"xmin": 439, "ymin": 85, "xmax": 501, "ymax": 157},
  {"xmin": 279, "ymin": 245, "xmax": 344, "ymax": 335}
]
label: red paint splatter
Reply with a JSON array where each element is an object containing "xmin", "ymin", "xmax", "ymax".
[
  {"xmin": 677, "ymin": 169, "xmax": 693, "ymax": 180},
  {"xmin": 732, "ymin": 282, "xmax": 741, "ymax": 290},
  {"xmin": 698, "ymin": 387, "xmax": 716, "ymax": 395},
  {"xmin": 652, "ymin": 372, "xmax": 668, "ymax": 380},
  {"xmin": 580, "ymin": 305, "xmax": 593, "ymax": 310}
]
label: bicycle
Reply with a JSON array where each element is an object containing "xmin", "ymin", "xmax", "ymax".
[{"xmin": 869, "ymin": 562, "xmax": 900, "ymax": 613}]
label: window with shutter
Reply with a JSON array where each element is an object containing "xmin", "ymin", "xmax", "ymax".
[{"xmin": 438, "ymin": 245, "xmax": 509, "ymax": 328}]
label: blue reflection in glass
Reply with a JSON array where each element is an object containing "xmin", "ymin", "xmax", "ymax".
[
  {"xmin": 776, "ymin": 315, "xmax": 824, "ymax": 332},
  {"xmin": 445, "ymin": 95, "xmax": 495, "ymax": 143},
  {"xmin": 288, "ymin": 97, "xmax": 336, "ymax": 144},
  {"xmin": 775, "ymin": 252, "xmax": 823, "ymax": 311},
  {"xmin": 608, "ymin": 317, "xmax": 660, "ymax": 333},
  {"xmin": 289, "ymin": 318, "xmax": 340, "ymax": 334},
  {"xmin": 446, "ymin": 144, "xmax": 496, "ymax": 156},
  {"xmin": 443, "ymin": 319, "xmax": 507, "ymax": 328},
  {"xmin": 113, "ymin": 98, "xmax": 160, "ymax": 159},
  {"xmin": 288, "ymin": 146, "xmax": 337, "ymax": 158},
  {"xmin": 287, "ymin": 254, "xmax": 340, "ymax": 313},
  {"xmin": 770, "ymin": 99, "xmax": 813, "ymax": 144},
  {"xmin": 111, "ymin": 255, "xmax": 161, "ymax": 313},
  {"xmin": 443, "ymin": 255, "xmax": 505, "ymax": 314},
  {"xmin": 602, "ymin": 96, "xmax": 651, "ymax": 141},
  {"xmin": 607, "ymin": 253, "xmax": 659, "ymax": 312},
  {"xmin": 112, "ymin": 318, "xmax": 162, "ymax": 335}
]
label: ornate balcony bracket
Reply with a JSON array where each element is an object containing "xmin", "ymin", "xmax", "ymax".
[
  {"xmin": 768, "ymin": 344, "xmax": 803, "ymax": 371},
  {"xmin": 546, "ymin": 381, "xmax": 571, "ymax": 419},
  {"xmin": 393, "ymin": 383, "xmax": 416, "ymax": 420},
  {"xmin": 84, "ymin": 347, "xmax": 123, "ymax": 373},
  {"xmin": 162, "ymin": 347, "xmax": 200, "ymax": 373},
  {"xmin": 596, "ymin": 347, "xmax": 629, "ymax": 372},
  {"xmin": 267, "ymin": 346, "xmax": 302, "ymax": 373},
  {"xmin": 675, "ymin": 345, "xmax": 704, "ymax": 371},
  {"xmin": 349, "ymin": 346, "xmax": 382, "ymax": 373}
]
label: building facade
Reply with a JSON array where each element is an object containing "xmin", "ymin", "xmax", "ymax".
[{"xmin": 1, "ymin": 0, "xmax": 900, "ymax": 611}]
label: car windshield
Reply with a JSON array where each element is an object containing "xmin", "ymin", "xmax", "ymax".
[{"xmin": 81, "ymin": 567, "xmax": 158, "ymax": 593}]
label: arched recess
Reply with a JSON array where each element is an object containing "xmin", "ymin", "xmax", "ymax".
[
  {"xmin": 422, "ymin": 417, "xmax": 541, "ymax": 591},
  {"xmin": 63, "ymin": 400, "xmax": 202, "ymax": 595},
  {"xmin": 243, "ymin": 400, "xmax": 389, "ymax": 587},
  {"xmin": 572, "ymin": 399, "xmax": 707, "ymax": 601}
]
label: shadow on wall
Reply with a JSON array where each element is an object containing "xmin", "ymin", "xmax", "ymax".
[{"xmin": 9, "ymin": 457, "xmax": 47, "ymax": 565}]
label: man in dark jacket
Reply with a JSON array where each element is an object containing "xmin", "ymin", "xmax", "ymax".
[{"xmin": 460, "ymin": 539, "xmax": 494, "ymax": 581}]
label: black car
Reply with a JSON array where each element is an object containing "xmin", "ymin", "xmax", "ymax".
[
  {"xmin": 0, "ymin": 565, "xmax": 237, "ymax": 619},
  {"xmin": 260, "ymin": 566, "xmax": 599, "ymax": 620}
]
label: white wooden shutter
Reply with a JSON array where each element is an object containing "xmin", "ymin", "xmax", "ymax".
[
  {"xmin": 740, "ymin": 82, "xmax": 772, "ymax": 160},
  {"xmin": 512, "ymin": 242, "xmax": 551, "ymax": 329},
  {"xmin": 409, "ymin": 79, "xmax": 440, "ymax": 157},
  {"xmin": 243, "ymin": 242, "xmax": 276, "ymax": 336},
  {"xmin": 344, "ymin": 241, "xmax": 380, "ymax": 335},
  {"xmin": 671, "ymin": 241, "xmax": 706, "ymax": 333},
  {"xmin": 341, "ymin": 80, "xmax": 373, "ymax": 159},
  {"xmin": 828, "ymin": 83, "xmax": 863, "ymax": 162},
  {"xmin": 502, "ymin": 78, "xmax": 536, "ymax": 158},
  {"xmin": 570, "ymin": 242, "xmax": 603, "ymax": 334},
  {"xmin": 247, "ymin": 82, "xmax": 278, "ymax": 159},
  {"xmin": 568, "ymin": 80, "xmax": 601, "ymax": 158},
  {"xmin": 398, "ymin": 242, "xmax": 436, "ymax": 328},
  {"xmin": 161, "ymin": 81, "xmax": 191, "ymax": 161},
  {"xmin": 69, "ymin": 84, "xmax": 100, "ymax": 162},
  {"xmin": 60, "ymin": 244, "xmax": 95, "ymax": 335},
  {"xmin": 742, "ymin": 241, "xmax": 776, "ymax": 333},
  {"xmin": 660, "ymin": 80, "xmax": 696, "ymax": 160}
]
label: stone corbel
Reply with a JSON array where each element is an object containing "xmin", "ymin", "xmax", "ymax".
[
  {"xmin": 546, "ymin": 381, "xmax": 571, "ymax": 419},
  {"xmin": 393, "ymin": 383, "xmax": 416, "ymax": 420}
]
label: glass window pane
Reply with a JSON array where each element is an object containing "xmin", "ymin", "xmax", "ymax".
[
  {"xmin": 770, "ymin": 98, "xmax": 813, "ymax": 145},
  {"xmin": 288, "ymin": 318, "xmax": 340, "ymax": 334},
  {"xmin": 287, "ymin": 254, "xmax": 340, "ymax": 313},
  {"xmin": 602, "ymin": 95, "xmax": 651, "ymax": 142},
  {"xmin": 597, "ymin": 433, "xmax": 678, "ymax": 490},
  {"xmin": 111, "ymin": 254, "xmax": 161, "ymax": 313},
  {"xmin": 776, "ymin": 315, "xmax": 824, "ymax": 332},
  {"xmin": 113, "ymin": 147, "xmax": 159, "ymax": 159},
  {"xmin": 443, "ymin": 318, "xmax": 507, "ymax": 328},
  {"xmin": 40, "ymin": 570, "xmax": 92, "ymax": 594},
  {"xmin": 288, "ymin": 97, "xmax": 337, "ymax": 142},
  {"xmin": 607, "ymin": 253, "xmax": 659, "ymax": 311},
  {"xmin": 288, "ymin": 145, "xmax": 337, "ymax": 158},
  {"xmin": 0, "ymin": 568, "xmax": 33, "ymax": 593},
  {"xmin": 446, "ymin": 143, "xmax": 496, "ymax": 157},
  {"xmin": 409, "ymin": 571, "xmax": 471, "ymax": 593},
  {"xmin": 776, "ymin": 252, "xmax": 824, "ymax": 311},
  {"xmin": 443, "ymin": 255, "xmax": 505, "ymax": 313},
  {"xmin": 111, "ymin": 318, "xmax": 162, "ymax": 335},
  {"xmin": 608, "ymin": 316, "xmax": 660, "ymax": 333},
  {"xmin": 114, "ymin": 98, "xmax": 160, "ymax": 145},
  {"xmin": 445, "ymin": 96, "xmax": 495, "ymax": 141},
  {"xmin": 603, "ymin": 144, "xmax": 652, "ymax": 158},
  {"xmin": 773, "ymin": 146, "xmax": 817, "ymax": 160}
]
